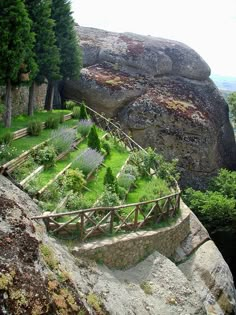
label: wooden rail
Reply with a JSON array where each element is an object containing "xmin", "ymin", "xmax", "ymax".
[{"xmin": 32, "ymin": 192, "xmax": 181, "ymax": 240}]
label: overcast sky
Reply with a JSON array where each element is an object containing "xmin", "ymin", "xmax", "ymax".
[{"xmin": 71, "ymin": 0, "xmax": 236, "ymax": 77}]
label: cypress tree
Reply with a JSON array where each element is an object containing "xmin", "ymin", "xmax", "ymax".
[
  {"xmin": 0, "ymin": 0, "xmax": 36, "ymax": 127},
  {"xmin": 45, "ymin": 0, "xmax": 82, "ymax": 110},
  {"xmin": 87, "ymin": 126, "xmax": 101, "ymax": 152},
  {"xmin": 25, "ymin": 0, "xmax": 61, "ymax": 116},
  {"xmin": 79, "ymin": 101, "xmax": 88, "ymax": 119},
  {"xmin": 104, "ymin": 167, "xmax": 118, "ymax": 193}
]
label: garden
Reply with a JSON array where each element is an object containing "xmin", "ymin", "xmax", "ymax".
[{"xmin": 0, "ymin": 101, "xmax": 181, "ymax": 240}]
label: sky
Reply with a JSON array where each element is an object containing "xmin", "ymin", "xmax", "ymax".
[{"xmin": 71, "ymin": 0, "xmax": 236, "ymax": 77}]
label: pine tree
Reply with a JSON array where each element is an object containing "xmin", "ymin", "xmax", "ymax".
[
  {"xmin": 103, "ymin": 167, "xmax": 118, "ymax": 193},
  {"xmin": 87, "ymin": 126, "xmax": 101, "ymax": 152},
  {"xmin": 25, "ymin": 0, "xmax": 61, "ymax": 116},
  {"xmin": 79, "ymin": 101, "xmax": 88, "ymax": 119},
  {"xmin": 0, "ymin": 0, "xmax": 37, "ymax": 127},
  {"xmin": 45, "ymin": 0, "xmax": 82, "ymax": 110}
]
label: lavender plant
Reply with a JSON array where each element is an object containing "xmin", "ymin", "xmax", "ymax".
[
  {"xmin": 71, "ymin": 148, "xmax": 104, "ymax": 175},
  {"xmin": 50, "ymin": 127, "xmax": 77, "ymax": 154},
  {"xmin": 77, "ymin": 119, "xmax": 93, "ymax": 137}
]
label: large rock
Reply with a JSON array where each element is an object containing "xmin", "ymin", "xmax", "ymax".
[{"xmin": 64, "ymin": 26, "xmax": 236, "ymax": 187}]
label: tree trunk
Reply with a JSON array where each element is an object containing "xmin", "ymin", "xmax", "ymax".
[
  {"xmin": 44, "ymin": 81, "xmax": 54, "ymax": 111},
  {"xmin": 28, "ymin": 81, "xmax": 36, "ymax": 116},
  {"xmin": 4, "ymin": 79, "xmax": 12, "ymax": 128}
]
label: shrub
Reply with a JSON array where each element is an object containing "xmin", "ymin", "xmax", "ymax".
[
  {"xmin": 117, "ymin": 186, "xmax": 128, "ymax": 200},
  {"xmin": 12, "ymin": 156, "xmax": 37, "ymax": 181},
  {"xmin": 123, "ymin": 164, "xmax": 139, "ymax": 178},
  {"xmin": 27, "ymin": 120, "xmax": 42, "ymax": 136},
  {"xmin": 62, "ymin": 169, "xmax": 86, "ymax": 193},
  {"xmin": 117, "ymin": 173, "xmax": 136, "ymax": 190},
  {"xmin": 97, "ymin": 189, "xmax": 120, "ymax": 207},
  {"xmin": 45, "ymin": 116, "xmax": 59, "ymax": 129},
  {"xmin": 209, "ymin": 169, "xmax": 236, "ymax": 199},
  {"xmin": 77, "ymin": 119, "xmax": 93, "ymax": 137},
  {"xmin": 65, "ymin": 100, "xmax": 77, "ymax": 110},
  {"xmin": 34, "ymin": 145, "xmax": 56, "ymax": 168},
  {"xmin": 71, "ymin": 148, "xmax": 104, "ymax": 175},
  {"xmin": 72, "ymin": 106, "xmax": 80, "ymax": 119},
  {"xmin": 0, "ymin": 144, "xmax": 17, "ymax": 164},
  {"xmin": 0, "ymin": 131, "xmax": 13, "ymax": 145},
  {"xmin": 50, "ymin": 127, "xmax": 76, "ymax": 154},
  {"xmin": 103, "ymin": 167, "xmax": 118, "ymax": 193},
  {"xmin": 79, "ymin": 101, "xmax": 88, "ymax": 119},
  {"xmin": 101, "ymin": 141, "xmax": 111, "ymax": 156},
  {"xmin": 59, "ymin": 112, "xmax": 65, "ymax": 124},
  {"xmin": 87, "ymin": 125, "xmax": 101, "ymax": 151},
  {"xmin": 66, "ymin": 193, "xmax": 93, "ymax": 210}
]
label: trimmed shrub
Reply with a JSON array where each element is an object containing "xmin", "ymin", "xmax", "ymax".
[
  {"xmin": 27, "ymin": 120, "xmax": 42, "ymax": 136},
  {"xmin": 79, "ymin": 101, "xmax": 88, "ymax": 119},
  {"xmin": 104, "ymin": 167, "xmax": 118, "ymax": 193},
  {"xmin": 77, "ymin": 119, "xmax": 93, "ymax": 137},
  {"xmin": 87, "ymin": 125, "xmax": 101, "ymax": 151},
  {"xmin": 45, "ymin": 116, "xmax": 59, "ymax": 129},
  {"xmin": 97, "ymin": 189, "xmax": 120, "ymax": 207},
  {"xmin": 65, "ymin": 100, "xmax": 77, "ymax": 110},
  {"xmin": 102, "ymin": 141, "xmax": 111, "ymax": 156},
  {"xmin": 71, "ymin": 148, "xmax": 104, "ymax": 175},
  {"xmin": 72, "ymin": 106, "xmax": 80, "ymax": 119},
  {"xmin": 0, "ymin": 131, "xmax": 13, "ymax": 145},
  {"xmin": 50, "ymin": 127, "xmax": 76, "ymax": 154},
  {"xmin": 34, "ymin": 145, "xmax": 56, "ymax": 168},
  {"xmin": 63, "ymin": 169, "xmax": 86, "ymax": 193},
  {"xmin": 117, "ymin": 173, "xmax": 136, "ymax": 190}
]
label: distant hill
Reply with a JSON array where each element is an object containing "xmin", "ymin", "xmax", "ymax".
[{"xmin": 211, "ymin": 74, "xmax": 236, "ymax": 92}]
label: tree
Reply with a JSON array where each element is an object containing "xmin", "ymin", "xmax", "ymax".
[
  {"xmin": 0, "ymin": 0, "xmax": 37, "ymax": 127},
  {"xmin": 87, "ymin": 126, "xmax": 101, "ymax": 152},
  {"xmin": 104, "ymin": 167, "xmax": 118, "ymax": 193},
  {"xmin": 24, "ymin": 0, "xmax": 61, "ymax": 116},
  {"xmin": 228, "ymin": 92, "xmax": 236, "ymax": 124},
  {"xmin": 45, "ymin": 0, "xmax": 82, "ymax": 110},
  {"xmin": 79, "ymin": 101, "xmax": 88, "ymax": 119}
]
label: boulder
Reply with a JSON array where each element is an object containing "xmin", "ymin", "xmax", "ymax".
[{"xmin": 64, "ymin": 26, "xmax": 236, "ymax": 187}]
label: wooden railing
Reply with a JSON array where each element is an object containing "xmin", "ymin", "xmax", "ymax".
[{"xmin": 31, "ymin": 192, "xmax": 181, "ymax": 240}]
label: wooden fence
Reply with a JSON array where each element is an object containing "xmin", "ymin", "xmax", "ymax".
[{"xmin": 31, "ymin": 192, "xmax": 181, "ymax": 240}]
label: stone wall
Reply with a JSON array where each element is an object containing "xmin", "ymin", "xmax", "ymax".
[
  {"xmin": 72, "ymin": 204, "xmax": 190, "ymax": 269},
  {"xmin": 0, "ymin": 84, "xmax": 47, "ymax": 116}
]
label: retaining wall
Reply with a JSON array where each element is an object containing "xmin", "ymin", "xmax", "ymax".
[{"xmin": 72, "ymin": 202, "xmax": 190, "ymax": 269}]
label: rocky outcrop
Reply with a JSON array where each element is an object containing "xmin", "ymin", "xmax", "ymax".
[
  {"xmin": 64, "ymin": 26, "xmax": 236, "ymax": 187},
  {"xmin": 1, "ymin": 175, "xmax": 236, "ymax": 315}
]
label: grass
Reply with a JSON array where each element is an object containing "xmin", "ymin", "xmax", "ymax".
[{"xmin": 0, "ymin": 110, "xmax": 71, "ymax": 133}]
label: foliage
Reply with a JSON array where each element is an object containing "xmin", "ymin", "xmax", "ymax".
[
  {"xmin": 40, "ymin": 244, "xmax": 59, "ymax": 270},
  {"xmin": 50, "ymin": 127, "xmax": 76, "ymax": 154},
  {"xmin": 103, "ymin": 167, "xmax": 118, "ymax": 193},
  {"xmin": 72, "ymin": 106, "xmax": 80, "ymax": 119},
  {"xmin": 140, "ymin": 281, "xmax": 153, "ymax": 295},
  {"xmin": 40, "ymin": 181, "xmax": 64, "ymax": 202},
  {"xmin": 27, "ymin": 120, "xmax": 42, "ymax": 136},
  {"xmin": 87, "ymin": 293, "xmax": 104, "ymax": 314},
  {"xmin": 71, "ymin": 148, "xmax": 104, "ymax": 175},
  {"xmin": 59, "ymin": 112, "xmax": 65, "ymax": 124},
  {"xmin": 45, "ymin": 116, "xmax": 59, "ymax": 129},
  {"xmin": 0, "ymin": 145, "xmax": 17, "ymax": 164},
  {"xmin": 77, "ymin": 119, "xmax": 93, "ymax": 137},
  {"xmin": 79, "ymin": 101, "xmax": 88, "ymax": 120},
  {"xmin": 117, "ymin": 173, "xmax": 136, "ymax": 191},
  {"xmin": 123, "ymin": 164, "xmax": 139, "ymax": 178},
  {"xmin": 62, "ymin": 169, "xmax": 86, "ymax": 193},
  {"xmin": 34, "ymin": 145, "xmax": 56, "ymax": 168},
  {"xmin": 209, "ymin": 169, "xmax": 236, "ymax": 199},
  {"xmin": 0, "ymin": 131, "xmax": 13, "ymax": 145},
  {"xmin": 117, "ymin": 186, "xmax": 128, "ymax": 200},
  {"xmin": 65, "ymin": 100, "xmax": 77, "ymax": 110},
  {"xmin": 227, "ymin": 91, "xmax": 236, "ymax": 123},
  {"xmin": 97, "ymin": 189, "xmax": 120, "ymax": 207},
  {"xmin": 183, "ymin": 188, "xmax": 236, "ymax": 231},
  {"xmin": 66, "ymin": 193, "xmax": 93, "ymax": 210},
  {"xmin": 12, "ymin": 156, "xmax": 38, "ymax": 181},
  {"xmin": 87, "ymin": 125, "xmax": 101, "ymax": 151},
  {"xmin": 101, "ymin": 141, "xmax": 111, "ymax": 156}
]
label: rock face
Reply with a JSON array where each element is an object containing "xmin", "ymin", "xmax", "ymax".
[
  {"xmin": 1, "ymin": 175, "xmax": 236, "ymax": 315},
  {"xmin": 64, "ymin": 26, "xmax": 236, "ymax": 187}
]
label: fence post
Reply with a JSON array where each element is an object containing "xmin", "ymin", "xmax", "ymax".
[
  {"xmin": 134, "ymin": 206, "xmax": 139, "ymax": 228},
  {"xmin": 153, "ymin": 202, "xmax": 158, "ymax": 223},
  {"xmin": 109, "ymin": 210, "xmax": 114, "ymax": 234},
  {"xmin": 43, "ymin": 211, "xmax": 51, "ymax": 231},
  {"xmin": 80, "ymin": 213, "xmax": 84, "ymax": 240}
]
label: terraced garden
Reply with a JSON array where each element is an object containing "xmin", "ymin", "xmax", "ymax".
[{"xmin": 0, "ymin": 102, "xmax": 181, "ymax": 240}]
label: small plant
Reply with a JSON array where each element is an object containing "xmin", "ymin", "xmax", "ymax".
[
  {"xmin": 72, "ymin": 106, "xmax": 80, "ymax": 119},
  {"xmin": 66, "ymin": 193, "xmax": 93, "ymax": 210},
  {"xmin": 34, "ymin": 145, "xmax": 56, "ymax": 168},
  {"xmin": 87, "ymin": 293, "xmax": 104, "ymax": 314},
  {"xmin": 71, "ymin": 148, "xmax": 104, "ymax": 175},
  {"xmin": 11, "ymin": 156, "xmax": 38, "ymax": 181},
  {"xmin": 50, "ymin": 127, "xmax": 76, "ymax": 154},
  {"xmin": 79, "ymin": 101, "xmax": 88, "ymax": 119},
  {"xmin": 59, "ymin": 112, "xmax": 65, "ymax": 124},
  {"xmin": 140, "ymin": 281, "xmax": 153, "ymax": 295},
  {"xmin": 123, "ymin": 164, "xmax": 139, "ymax": 178},
  {"xmin": 27, "ymin": 120, "xmax": 42, "ymax": 136},
  {"xmin": 65, "ymin": 100, "xmax": 77, "ymax": 110},
  {"xmin": 104, "ymin": 167, "xmax": 118, "ymax": 193},
  {"xmin": 0, "ymin": 144, "xmax": 17, "ymax": 164},
  {"xmin": 77, "ymin": 119, "xmax": 93, "ymax": 137},
  {"xmin": 87, "ymin": 125, "xmax": 101, "ymax": 151},
  {"xmin": 0, "ymin": 131, "xmax": 13, "ymax": 145},
  {"xmin": 117, "ymin": 186, "xmax": 128, "ymax": 200},
  {"xmin": 45, "ymin": 116, "xmax": 59, "ymax": 129},
  {"xmin": 97, "ymin": 189, "xmax": 120, "ymax": 207},
  {"xmin": 40, "ymin": 244, "xmax": 59, "ymax": 270},
  {"xmin": 117, "ymin": 173, "xmax": 136, "ymax": 190},
  {"xmin": 63, "ymin": 169, "xmax": 86, "ymax": 193},
  {"xmin": 101, "ymin": 141, "xmax": 111, "ymax": 155}
]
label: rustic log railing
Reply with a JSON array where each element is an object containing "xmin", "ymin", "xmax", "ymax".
[{"xmin": 31, "ymin": 192, "xmax": 181, "ymax": 240}]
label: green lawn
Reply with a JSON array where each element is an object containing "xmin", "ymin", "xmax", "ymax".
[{"xmin": 0, "ymin": 110, "xmax": 72, "ymax": 134}]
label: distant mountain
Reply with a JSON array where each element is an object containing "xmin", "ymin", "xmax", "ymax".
[{"xmin": 211, "ymin": 74, "xmax": 236, "ymax": 92}]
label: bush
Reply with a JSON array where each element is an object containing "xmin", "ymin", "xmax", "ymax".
[
  {"xmin": 27, "ymin": 120, "xmax": 42, "ymax": 136},
  {"xmin": 117, "ymin": 186, "xmax": 128, "ymax": 200},
  {"xmin": 72, "ymin": 106, "xmax": 80, "ymax": 119},
  {"xmin": 97, "ymin": 189, "xmax": 120, "ymax": 207},
  {"xmin": 117, "ymin": 173, "xmax": 136, "ymax": 191},
  {"xmin": 79, "ymin": 101, "xmax": 88, "ymax": 119},
  {"xmin": 77, "ymin": 119, "xmax": 93, "ymax": 137},
  {"xmin": 62, "ymin": 169, "xmax": 86, "ymax": 193},
  {"xmin": 104, "ymin": 167, "xmax": 118, "ymax": 193},
  {"xmin": 59, "ymin": 112, "xmax": 65, "ymax": 124},
  {"xmin": 65, "ymin": 100, "xmax": 77, "ymax": 110},
  {"xmin": 34, "ymin": 145, "xmax": 56, "ymax": 168},
  {"xmin": 50, "ymin": 127, "xmax": 76, "ymax": 154},
  {"xmin": 209, "ymin": 169, "xmax": 236, "ymax": 199},
  {"xmin": 66, "ymin": 193, "xmax": 93, "ymax": 210},
  {"xmin": 0, "ymin": 131, "xmax": 13, "ymax": 145},
  {"xmin": 45, "ymin": 116, "xmax": 59, "ymax": 129},
  {"xmin": 87, "ymin": 125, "xmax": 101, "ymax": 151},
  {"xmin": 71, "ymin": 148, "xmax": 104, "ymax": 175},
  {"xmin": 101, "ymin": 141, "xmax": 111, "ymax": 156},
  {"xmin": 123, "ymin": 164, "xmax": 139, "ymax": 178},
  {"xmin": 0, "ymin": 144, "xmax": 17, "ymax": 164}
]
